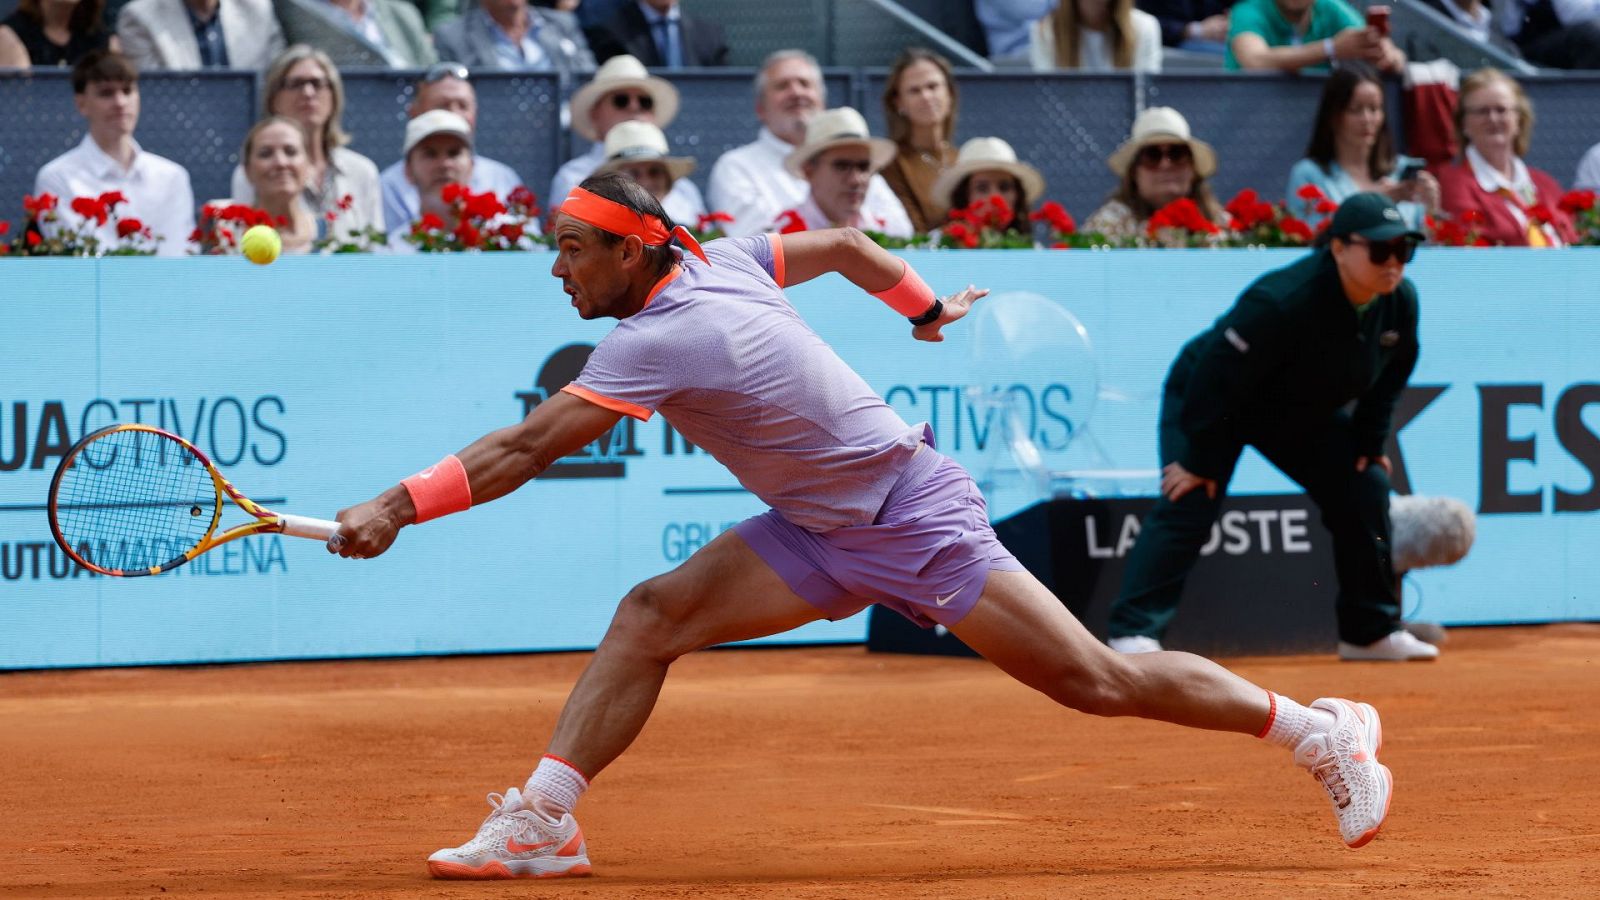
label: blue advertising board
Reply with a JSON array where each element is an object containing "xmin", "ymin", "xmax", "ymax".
[{"xmin": 3, "ymin": 248, "xmax": 1597, "ymax": 668}]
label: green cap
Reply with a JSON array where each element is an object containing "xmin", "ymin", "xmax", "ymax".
[{"xmin": 1328, "ymin": 192, "xmax": 1425, "ymax": 241}]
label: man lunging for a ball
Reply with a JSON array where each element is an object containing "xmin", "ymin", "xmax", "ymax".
[{"xmin": 329, "ymin": 173, "xmax": 1393, "ymax": 879}]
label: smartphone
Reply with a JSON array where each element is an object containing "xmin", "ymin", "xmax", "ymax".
[
  {"xmin": 1366, "ymin": 4, "xmax": 1391, "ymax": 36},
  {"xmin": 1395, "ymin": 158, "xmax": 1424, "ymax": 181}
]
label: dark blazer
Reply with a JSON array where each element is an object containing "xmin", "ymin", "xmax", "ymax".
[
  {"xmin": 585, "ymin": 2, "xmax": 727, "ymax": 67},
  {"xmin": 1136, "ymin": 0, "xmax": 1234, "ymax": 47}
]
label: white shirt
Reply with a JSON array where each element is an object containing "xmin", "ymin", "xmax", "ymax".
[
  {"xmin": 775, "ymin": 193, "xmax": 913, "ymax": 239},
  {"xmin": 1467, "ymin": 143, "xmax": 1563, "ymax": 247},
  {"xmin": 35, "ymin": 134, "xmax": 196, "ymax": 257},
  {"xmin": 706, "ymin": 127, "xmax": 913, "ymax": 239},
  {"xmin": 230, "ymin": 146, "xmax": 385, "ymax": 238},
  {"xmin": 1575, "ymin": 142, "xmax": 1600, "ymax": 191},
  {"xmin": 1028, "ymin": 8, "xmax": 1162, "ymax": 71},
  {"xmin": 1436, "ymin": 0, "xmax": 1493, "ymax": 42},
  {"xmin": 549, "ymin": 143, "xmax": 708, "ymax": 226}
]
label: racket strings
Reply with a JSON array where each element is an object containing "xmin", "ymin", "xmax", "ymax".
[{"xmin": 53, "ymin": 430, "xmax": 219, "ymax": 570}]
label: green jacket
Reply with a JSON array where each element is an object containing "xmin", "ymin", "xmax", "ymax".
[{"xmin": 1172, "ymin": 249, "xmax": 1420, "ymax": 479}]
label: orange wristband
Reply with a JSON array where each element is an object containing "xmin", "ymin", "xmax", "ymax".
[
  {"xmin": 871, "ymin": 259, "xmax": 937, "ymax": 319},
  {"xmin": 400, "ymin": 454, "xmax": 473, "ymax": 524}
]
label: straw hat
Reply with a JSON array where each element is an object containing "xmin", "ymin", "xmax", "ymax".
[
  {"xmin": 402, "ymin": 109, "xmax": 472, "ymax": 157},
  {"xmin": 781, "ymin": 107, "xmax": 896, "ymax": 179},
  {"xmin": 569, "ymin": 55, "xmax": 681, "ymax": 142},
  {"xmin": 593, "ymin": 120, "xmax": 697, "ymax": 182},
  {"xmin": 930, "ymin": 137, "xmax": 1046, "ymax": 214},
  {"xmin": 1106, "ymin": 107, "xmax": 1217, "ymax": 177}
]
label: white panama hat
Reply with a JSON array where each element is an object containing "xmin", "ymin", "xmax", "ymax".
[
  {"xmin": 1106, "ymin": 106, "xmax": 1217, "ymax": 177},
  {"xmin": 929, "ymin": 136, "xmax": 1046, "ymax": 215},
  {"xmin": 594, "ymin": 120, "xmax": 696, "ymax": 182},
  {"xmin": 569, "ymin": 54, "xmax": 681, "ymax": 142},
  {"xmin": 781, "ymin": 107, "xmax": 896, "ymax": 179}
]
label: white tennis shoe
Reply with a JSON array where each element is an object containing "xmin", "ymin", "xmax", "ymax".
[
  {"xmin": 1295, "ymin": 698, "xmax": 1392, "ymax": 848},
  {"xmin": 1107, "ymin": 635, "xmax": 1164, "ymax": 654},
  {"xmin": 1338, "ymin": 629, "xmax": 1439, "ymax": 661},
  {"xmin": 427, "ymin": 787, "xmax": 592, "ymax": 879}
]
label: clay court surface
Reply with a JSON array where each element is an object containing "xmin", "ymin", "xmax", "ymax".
[{"xmin": 4, "ymin": 624, "xmax": 1599, "ymax": 899}]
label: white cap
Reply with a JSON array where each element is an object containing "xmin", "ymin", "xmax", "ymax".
[{"xmin": 403, "ymin": 109, "xmax": 473, "ymax": 157}]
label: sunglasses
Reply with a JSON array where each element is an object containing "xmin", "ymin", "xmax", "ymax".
[
  {"xmin": 423, "ymin": 62, "xmax": 470, "ymax": 84},
  {"xmin": 1137, "ymin": 143, "xmax": 1192, "ymax": 167},
  {"xmin": 609, "ymin": 92, "xmax": 655, "ymax": 112},
  {"xmin": 279, "ymin": 76, "xmax": 330, "ymax": 94},
  {"xmin": 1346, "ymin": 235, "xmax": 1418, "ymax": 265},
  {"xmin": 827, "ymin": 158, "xmax": 873, "ymax": 174}
]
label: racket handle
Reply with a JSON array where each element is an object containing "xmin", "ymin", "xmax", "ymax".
[{"xmin": 277, "ymin": 513, "xmax": 343, "ymax": 541}]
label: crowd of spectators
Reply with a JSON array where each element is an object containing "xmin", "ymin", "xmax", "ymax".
[{"xmin": 3, "ymin": 0, "xmax": 1598, "ymax": 256}]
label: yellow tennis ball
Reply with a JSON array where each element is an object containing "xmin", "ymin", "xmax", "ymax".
[{"xmin": 241, "ymin": 224, "xmax": 281, "ymax": 265}]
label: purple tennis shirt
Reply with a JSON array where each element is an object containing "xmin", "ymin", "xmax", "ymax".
[{"xmin": 563, "ymin": 234, "xmax": 925, "ymax": 532}]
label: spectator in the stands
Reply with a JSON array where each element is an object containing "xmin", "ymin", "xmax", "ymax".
[
  {"xmin": 1029, "ymin": 0, "xmax": 1163, "ymax": 71},
  {"xmin": 593, "ymin": 120, "xmax": 704, "ymax": 223},
  {"xmin": 1420, "ymin": 0, "xmax": 1494, "ymax": 44},
  {"xmin": 1084, "ymin": 105, "xmax": 1224, "ymax": 240},
  {"xmin": 879, "ymin": 47, "xmax": 959, "ymax": 234},
  {"xmin": 1287, "ymin": 62, "xmax": 1439, "ymax": 229},
  {"xmin": 1436, "ymin": 67, "xmax": 1577, "ymax": 246},
  {"xmin": 1495, "ymin": 0, "xmax": 1600, "ymax": 69},
  {"xmin": 1577, "ymin": 140, "xmax": 1600, "ymax": 190},
  {"xmin": 707, "ymin": 49, "xmax": 913, "ymax": 238},
  {"xmin": 276, "ymin": 0, "xmax": 435, "ymax": 67},
  {"xmin": 1226, "ymin": 0, "xmax": 1404, "ymax": 72},
  {"xmin": 1141, "ymin": 0, "xmax": 1234, "ymax": 51},
  {"xmin": 976, "ymin": 0, "xmax": 1053, "ymax": 62},
  {"xmin": 0, "ymin": 0, "xmax": 116, "ymax": 68},
  {"xmin": 231, "ymin": 44, "xmax": 383, "ymax": 237},
  {"xmin": 548, "ymin": 54, "xmax": 706, "ymax": 216},
  {"xmin": 116, "ymin": 0, "xmax": 283, "ymax": 70},
  {"xmin": 34, "ymin": 50, "xmax": 195, "ymax": 255},
  {"xmin": 585, "ymin": 0, "xmax": 727, "ymax": 68},
  {"xmin": 930, "ymin": 136, "xmax": 1046, "ymax": 235},
  {"xmin": 225, "ymin": 116, "xmax": 323, "ymax": 253},
  {"xmin": 432, "ymin": 0, "xmax": 594, "ymax": 75},
  {"xmin": 379, "ymin": 62, "xmax": 525, "ymax": 236},
  {"xmin": 387, "ymin": 109, "xmax": 474, "ymax": 247},
  {"xmin": 772, "ymin": 106, "xmax": 912, "ymax": 238}
]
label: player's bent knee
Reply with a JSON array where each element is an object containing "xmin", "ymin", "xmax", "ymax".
[
  {"xmin": 1038, "ymin": 655, "xmax": 1141, "ymax": 718},
  {"xmin": 604, "ymin": 578, "xmax": 702, "ymax": 662}
]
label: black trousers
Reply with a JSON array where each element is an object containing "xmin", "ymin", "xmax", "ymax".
[{"xmin": 1108, "ymin": 376, "xmax": 1401, "ymax": 646}]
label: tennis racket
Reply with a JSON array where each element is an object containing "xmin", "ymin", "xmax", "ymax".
[{"xmin": 47, "ymin": 423, "xmax": 343, "ymax": 577}]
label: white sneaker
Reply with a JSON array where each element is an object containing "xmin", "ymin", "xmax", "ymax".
[
  {"xmin": 1107, "ymin": 635, "xmax": 1164, "ymax": 654},
  {"xmin": 1402, "ymin": 620, "xmax": 1448, "ymax": 645},
  {"xmin": 427, "ymin": 787, "xmax": 592, "ymax": 879},
  {"xmin": 1338, "ymin": 629, "xmax": 1439, "ymax": 661},
  {"xmin": 1295, "ymin": 698, "xmax": 1392, "ymax": 848}
]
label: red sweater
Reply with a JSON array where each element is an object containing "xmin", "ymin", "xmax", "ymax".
[{"xmin": 1435, "ymin": 158, "xmax": 1578, "ymax": 246}]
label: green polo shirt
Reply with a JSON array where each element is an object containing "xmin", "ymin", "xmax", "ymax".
[{"xmin": 1224, "ymin": 0, "xmax": 1365, "ymax": 70}]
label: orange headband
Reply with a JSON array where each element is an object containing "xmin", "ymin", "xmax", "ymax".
[{"xmin": 556, "ymin": 186, "xmax": 709, "ymax": 264}]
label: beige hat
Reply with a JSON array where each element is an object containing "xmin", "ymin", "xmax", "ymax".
[
  {"xmin": 569, "ymin": 55, "xmax": 681, "ymax": 142},
  {"xmin": 930, "ymin": 137, "xmax": 1046, "ymax": 215},
  {"xmin": 1106, "ymin": 106, "xmax": 1217, "ymax": 178},
  {"xmin": 593, "ymin": 120, "xmax": 697, "ymax": 182},
  {"xmin": 402, "ymin": 109, "xmax": 472, "ymax": 157},
  {"xmin": 782, "ymin": 107, "xmax": 896, "ymax": 179}
]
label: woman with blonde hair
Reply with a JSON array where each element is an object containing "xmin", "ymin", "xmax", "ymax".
[
  {"xmin": 229, "ymin": 44, "xmax": 384, "ymax": 237},
  {"xmin": 1435, "ymin": 67, "xmax": 1576, "ymax": 247},
  {"xmin": 221, "ymin": 116, "xmax": 322, "ymax": 255},
  {"xmin": 1085, "ymin": 106, "xmax": 1223, "ymax": 240},
  {"xmin": 1029, "ymin": 0, "xmax": 1161, "ymax": 71},
  {"xmin": 879, "ymin": 47, "xmax": 960, "ymax": 233}
]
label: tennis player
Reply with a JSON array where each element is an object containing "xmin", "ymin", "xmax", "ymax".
[{"xmin": 329, "ymin": 173, "xmax": 1394, "ymax": 879}]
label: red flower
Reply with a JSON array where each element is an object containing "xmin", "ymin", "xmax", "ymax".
[
  {"xmin": 1028, "ymin": 200, "xmax": 1076, "ymax": 235},
  {"xmin": 1462, "ymin": 209, "xmax": 1486, "ymax": 227},
  {"xmin": 983, "ymin": 194, "xmax": 1013, "ymax": 229},
  {"xmin": 27, "ymin": 231, "xmax": 41, "ymax": 247},
  {"xmin": 507, "ymin": 185, "xmax": 539, "ymax": 213},
  {"xmin": 1050, "ymin": 241, "xmax": 1069, "ymax": 250},
  {"xmin": 454, "ymin": 220, "xmax": 482, "ymax": 248},
  {"xmin": 1314, "ymin": 199, "xmax": 1339, "ymax": 215},
  {"xmin": 414, "ymin": 213, "xmax": 446, "ymax": 232},
  {"xmin": 0, "ymin": 221, "xmax": 8, "ymax": 236},
  {"xmin": 116, "ymin": 217, "xmax": 143, "ymax": 238},
  {"xmin": 1526, "ymin": 203, "xmax": 1554, "ymax": 224},
  {"xmin": 97, "ymin": 190, "xmax": 127, "ymax": 209},
  {"xmin": 946, "ymin": 221, "xmax": 980, "ymax": 249},
  {"xmin": 1279, "ymin": 216, "xmax": 1313, "ymax": 242},
  {"xmin": 337, "ymin": 193, "xmax": 354, "ymax": 211},
  {"xmin": 71, "ymin": 196, "xmax": 109, "ymax": 226},
  {"xmin": 441, "ymin": 183, "xmax": 468, "ymax": 205},
  {"xmin": 1559, "ymin": 189, "xmax": 1596, "ymax": 213},
  {"xmin": 775, "ymin": 209, "xmax": 807, "ymax": 234},
  {"xmin": 1150, "ymin": 198, "xmax": 1219, "ymax": 236},
  {"xmin": 463, "ymin": 190, "xmax": 506, "ymax": 221},
  {"xmin": 23, "ymin": 193, "xmax": 58, "ymax": 216},
  {"xmin": 187, "ymin": 227, "xmax": 203, "ymax": 243},
  {"xmin": 219, "ymin": 227, "xmax": 235, "ymax": 245},
  {"xmin": 1296, "ymin": 183, "xmax": 1328, "ymax": 202},
  {"xmin": 275, "ymin": 215, "xmax": 288, "ymax": 227},
  {"xmin": 497, "ymin": 222, "xmax": 524, "ymax": 242}
]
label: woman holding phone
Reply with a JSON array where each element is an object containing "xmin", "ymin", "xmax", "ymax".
[{"xmin": 1286, "ymin": 62, "xmax": 1438, "ymax": 228}]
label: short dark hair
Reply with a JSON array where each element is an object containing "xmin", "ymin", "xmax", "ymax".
[
  {"xmin": 575, "ymin": 172, "xmax": 678, "ymax": 278},
  {"xmin": 72, "ymin": 49, "xmax": 138, "ymax": 94}
]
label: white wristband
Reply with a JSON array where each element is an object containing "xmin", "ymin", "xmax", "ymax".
[{"xmin": 1323, "ymin": 37, "xmax": 1335, "ymax": 60}]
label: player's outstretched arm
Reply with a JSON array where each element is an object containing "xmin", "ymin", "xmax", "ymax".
[
  {"xmin": 329, "ymin": 392, "xmax": 623, "ymax": 559},
  {"xmin": 776, "ymin": 227, "xmax": 987, "ymax": 342}
]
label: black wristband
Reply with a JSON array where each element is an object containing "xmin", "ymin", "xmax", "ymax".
[{"xmin": 908, "ymin": 298, "xmax": 943, "ymax": 327}]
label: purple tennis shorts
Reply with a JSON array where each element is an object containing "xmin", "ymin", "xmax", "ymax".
[{"xmin": 734, "ymin": 447, "xmax": 1024, "ymax": 628}]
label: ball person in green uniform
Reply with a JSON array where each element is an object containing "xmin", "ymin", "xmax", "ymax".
[{"xmin": 1107, "ymin": 192, "xmax": 1439, "ymax": 661}]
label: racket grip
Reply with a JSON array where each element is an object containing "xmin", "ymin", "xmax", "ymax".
[{"xmin": 278, "ymin": 513, "xmax": 343, "ymax": 541}]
